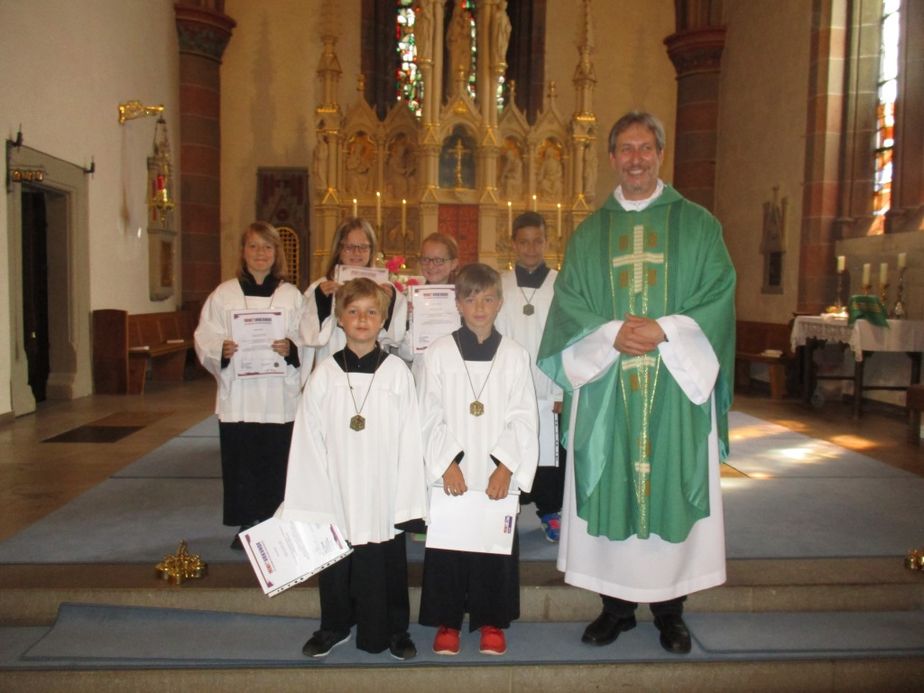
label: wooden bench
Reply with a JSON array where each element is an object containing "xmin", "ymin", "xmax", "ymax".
[
  {"xmin": 907, "ymin": 384, "xmax": 924, "ymax": 445},
  {"xmin": 92, "ymin": 309, "xmax": 196, "ymax": 394},
  {"xmin": 735, "ymin": 320, "xmax": 794, "ymax": 399}
]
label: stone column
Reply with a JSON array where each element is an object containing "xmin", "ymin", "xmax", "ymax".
[
  {"xmin": 889, "ymin": 0, "xmax": 924, "ymax": 232},
  {"xmin": 796, "ymin": 0, "xmax": 848, "ymax": 313},
  {"xmin": 664, "ymin": 26, "xmax": 726, "ymax": 213},
  {"xmin": 174, "ymin": 2, "xmax": 236, "ymax": 309}
]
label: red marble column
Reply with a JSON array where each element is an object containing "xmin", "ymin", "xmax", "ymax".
[
  {"xmin": 796, "ymin": 0, "xmax": 847, "ymax": 313},
  {"xmin": 664, "ymin": 26, "xmax": 725, "ymax": 213},
  {"xmin": 174, "ymin": 2, "xmax": 236, "ymax": 308}
]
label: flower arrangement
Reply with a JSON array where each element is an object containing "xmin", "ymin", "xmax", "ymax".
[{"xmin": 384, "ymin": 255, "xmax": 420, "ymax": 294}]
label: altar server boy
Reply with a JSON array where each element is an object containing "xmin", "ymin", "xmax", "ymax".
[
  {"xmin": 496, "ymin": 212, "xmax": 565, "ymax": 542},
  {"xmin": 417, "ymin": 263, "xmax": 539, "ymax": 656},
  {"xmin": 279, "ymin": 278, "xmax": 427, "ymax": 660}
]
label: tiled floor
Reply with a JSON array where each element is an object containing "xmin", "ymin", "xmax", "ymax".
[{"xmin": 0, "ymin": 375, "xmax": 921, "ymax": 544}]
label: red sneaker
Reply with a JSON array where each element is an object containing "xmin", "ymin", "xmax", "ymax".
[
  {"xmin": 479, "ymin": 626, "xmax": 507, "ymax": 655},
  {"xmin": 433, "ymin": 625, "xmax": 460, "ymax": 655}
]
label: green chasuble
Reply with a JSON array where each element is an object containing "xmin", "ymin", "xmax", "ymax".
[{"xmin": 537, "ymin": 185, "xmax": 735, "ymax": 543}]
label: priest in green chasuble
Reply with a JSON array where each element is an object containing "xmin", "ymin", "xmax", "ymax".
[{"xmin": 537, "ymin": 112, "xmax": 735, "ymax": 655}]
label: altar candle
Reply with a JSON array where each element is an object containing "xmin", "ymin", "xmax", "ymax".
[
  {"xmin": 375, "ymin": 191, "xmax": 382, "ymax": 227},
  {"xmin": 837, "ymin": 255, "xmax": 845, "ymax": 272},
  {"xmin": 556, "ymin": 203, "xmax": 562, "ymax": 238},
  {"xmin": 401, "ymin": 198, "xmax": 407, "ymax": 235},
  {"xmin": 898, "ymin": 252, "xmax": 907, "ymax": 269},
  {"xmin": 862, "ymin": 263, "xmax": 870, "ymax": 286},
  {"xmin": 532, "ymin": 194, "xmax": 537, "ymax": 212},
  {"xmin": 352, "ymin": 198, "xmax": 358, "ymax": 218},
  {"xmin": 880, "ymin": 262, "xmax": 888, "ymax": 285},
  {"xmin": 507, "ymin": 201, "xmax": 513, "ymax": 237}
]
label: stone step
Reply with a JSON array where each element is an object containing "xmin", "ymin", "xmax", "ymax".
[{"xmin": 2, "ymin": 557, "xmax": 921, "ymax": 625}]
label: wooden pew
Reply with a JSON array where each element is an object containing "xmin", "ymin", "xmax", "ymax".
[
  {"xmin": 92, "ymin": 309, "xmax": 196, "ymax": 394},
  {"xmin": 907, "ymin": 384, "xmax": 924, "ymax": 445},
  {"xmin": 735, "ymin": 320, "xmax": 794, "ymax": 399}
]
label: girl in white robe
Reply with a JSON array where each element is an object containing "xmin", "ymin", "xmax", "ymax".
[
  {"xmin": 300, "ymin": 218, "xmax": 406, "ymax": 377},
  {"xmin": 194, "ymin": 222, "xmax": 304, "ymax": 547}
]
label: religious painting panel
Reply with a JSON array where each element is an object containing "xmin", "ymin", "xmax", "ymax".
[
  {"xmin": 439, "ymin": 125, "xmax": 476, "ymax": 189},
  {"xmin": 498, "ymin": 136, "xmax": 525, "ymax": 202},
  {"xmin": 537, "ymin": 137, "xmax": 564, "ymax": 203},
  {"xmin": 437, "ymin": 204, "xmax": 479, "ymax": 266},
  {"xmin": 256, "ymin": 167, "xmax": 310, "ymax": 288},
  {"xmin": 344, "ymin": 131, "xmax": 377, "ymax": 196},
  {"xmin": 385, "ymin": 132, "xmax": 418, "ymax": 199}
]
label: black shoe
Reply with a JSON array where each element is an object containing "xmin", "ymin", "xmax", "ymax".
[
  {"xmin": 302, "ymin": 629, "xmax": 351, "ymax": 658},
  {"xmin": 654, "ymin": 614, "xmax": 691, "ymax": 654},
  {"xmin": 388, "ymin": 632, "xmax": 417, "ymax": 661},
  {"xmin": 581, "ymin": 611, "xmax": 637, "ymax": 646},
  {"xmin": 229, "ymin": 530, "xmax": 244, "ymax": 551}
]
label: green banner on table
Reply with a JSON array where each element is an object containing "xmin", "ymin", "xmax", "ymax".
[{"xmin": 847, "ymin": 295, "xmax": 889, "ymax": 327}]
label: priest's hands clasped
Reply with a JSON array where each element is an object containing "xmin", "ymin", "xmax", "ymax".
[{"xmin": 614, "ymin": 313, "xmax": 666, "ymax": 355}]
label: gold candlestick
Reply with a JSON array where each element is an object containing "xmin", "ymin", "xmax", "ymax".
[{"xmin": 892, "ymin": 267, "xmax": 907, "ymax": 319}]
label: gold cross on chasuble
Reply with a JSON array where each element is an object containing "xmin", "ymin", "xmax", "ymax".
[{"xmin": 611, "ymin": 225, "xmax": 664, "ymax": 299}]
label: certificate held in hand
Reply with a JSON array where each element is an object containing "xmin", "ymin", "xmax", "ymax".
[
  {"xmin": 241, "ymin": 517, "xmax": 352, "ymax": 597},
  {"xmin": 230, "ymin": 308, "xmax": 286, "ymax": 378},
  {"xmin": 425, "ymin": 487, "xmax": 518, "ymax": 555}
]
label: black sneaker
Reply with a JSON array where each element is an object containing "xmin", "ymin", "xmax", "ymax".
[
  {"xmin": 302, "ymin": 629, "xmax": 351, "ymax": 658},
  {"xmin": 388, "ymin": 632, "xmax": 417, "ymax": 661}
]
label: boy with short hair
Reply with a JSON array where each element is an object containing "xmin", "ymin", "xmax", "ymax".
[
  {"xmin": 496, "ymin": 212, "xmax": 565, "ymax": 542},
  {"xmin": 417, "ymin": 263, "xmax": 539, "ymax": 656},
  {"xmin": 280, "ymin": 278, "xmax": 427, "ymax": 661}
]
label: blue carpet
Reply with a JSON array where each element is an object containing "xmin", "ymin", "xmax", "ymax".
[
  {"xmin": 0, "ymin": 411, "xmax": 920, "ymax": 563},
  {"xmin": 13, "ymin": 603, "xmax": 924, "ymax": 668}
]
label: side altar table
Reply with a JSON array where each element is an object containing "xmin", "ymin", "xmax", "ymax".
[{"xmin": 790, "ymin": 316, "xmax": 924, "ymax": 419}]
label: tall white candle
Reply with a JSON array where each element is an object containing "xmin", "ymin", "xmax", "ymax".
[
  {"xmin": 556, "ymin": 203, "xmax": 562, "ymax": 238},
  {"xmin": 880, "ymin": 262, "xmax": 888, "ymax": 285},
  {"xmin": 862, "ymin": 263, "xmax": 871, "ymax": 286},
  {"xmin": 531, "ymin": 194, "xmax": 537, "ymax": 212},
  {"xmin": 898, "ymin": 252, "xmax": 907, "ymax": 269},
  {"xmin": 375, "ymin": 191, "xmax": 382, "ymax": 227},
  {"xmin": 401, "ymin": 198, "xmax": 407, "ymax": 235},
  {"xmin": 352, "ymin": 198, "xmax": 358, "ymax": 217},
  {"xmin": 837, "ymin": 255, "xmax": 845, "ymax": 272},
  {"xmin": 507, "ymin": 201, "xmax": 513, "ymax": 237}
]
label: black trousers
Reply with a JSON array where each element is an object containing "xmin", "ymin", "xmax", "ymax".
[
  {"xmin": 520, "ymin": 443, "xmax": 566, "ymax": 516},
  {"xmin": 419, "ymin": 533, "xmax": 520, "ymax": 632},
  {"xmin": 601, "ymin": 594, "xmax": 686, "ymax": 618},
  {"xmin": 318, "ymin": 534, "xmax": 410, "ymax": 654},
  {"xmin": 218, "ymin": 421, "xmax": 292, "ymax": 526}
]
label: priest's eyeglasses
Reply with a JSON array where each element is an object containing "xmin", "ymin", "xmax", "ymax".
[{"xmin": 420, "ymin": 257, "xmax": 451, "ymax": 266}]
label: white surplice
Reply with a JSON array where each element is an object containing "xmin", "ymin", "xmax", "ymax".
[
  {"xmin": 277, "ymin": 353, "xmax": 427, "ymax": 546},
  {"xmin": 300, "ymin": 278, "xmax": 408, "ymax": 378},
  {"xmin": 418, "ymin": 334, "xmax": 539, "ymax": 495},
  {"xmin": 496, "ymin": 268, "xmax": 563, "ymax": 466},
  {"xmin": 194, "ymin": 279, "xmax": 304, "ymax": 423},
  {"xmin": 558, "ymin": 315, "xmax": 726, "ymax": 603}
]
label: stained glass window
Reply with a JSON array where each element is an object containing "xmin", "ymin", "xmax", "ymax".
[
  {"xmin": 873, "ymin": 0, "xmax": 901, "ymax": 217},
  {"xmin": 396, "ymin": 1, "xmax": 422, "ymax": 118}
]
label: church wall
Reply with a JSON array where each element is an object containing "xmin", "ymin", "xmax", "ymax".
[
  {"xmin": 545, "ymin": 0, "xmax": 677, "ymax": 201},
  {"xmin": 221, "ymin": 0, "xmax": 357, "ymax": 286},
  {"xmin": 0, "ymin": 0, "xmax": 179, "ymax": 415},
  {"xmin": 715, "ymin": 0, "xmax": 812, "ymax": 325}
]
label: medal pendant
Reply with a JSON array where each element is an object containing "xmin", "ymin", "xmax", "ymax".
[
  {"xmin": 469, "ymin": 400, "xmax": 485, "ymax": 417},
  {"xmin": 350, "ymin": 414, "xmax": 366, "ymax": 432},
  {"xmin": 522, "ymin": 304, "xmax": 535, "ymax": 316}
]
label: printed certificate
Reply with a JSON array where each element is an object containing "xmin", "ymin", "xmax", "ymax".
[
  {"xmin": 230, "ymin": 309, "xmax": 287, "ymax": 378},
  {"xmin": 334, "ymin": 265, "xmax": 389, "ymax": 284},
  {"xmin": 410, "ymin": 284, "xmax": 460, "ymax": 353},
  {"xmin": 425, "ymin": 486, "xmax": 518, "ymax": 555},
  {"xmin": 241, "ymin": 517, "xmax": 352, "ymax": 597}
]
